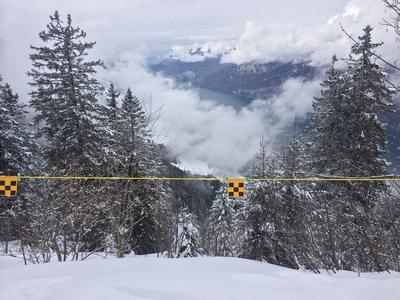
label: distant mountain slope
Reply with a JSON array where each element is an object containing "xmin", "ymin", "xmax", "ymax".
[{"xmin": 151, "ymin": 57, "xmax": 318, "ymax": 100}]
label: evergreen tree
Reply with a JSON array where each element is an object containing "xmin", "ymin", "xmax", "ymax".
[
  {"xmin": 276, "ymin": 125, "xmax": 317, "ymax": 270},
  {"xmin": 28, "ymin": 11, "xmax": 105, "ymax": 175},
  {"xmin": 239, "ymin": 140, "xmax": 280, "ymax": 262},
  {"xmin": 206, "ymin": 184, "xmax": 234, "ymax": 256},
  {"xmin": 342, "ymin": 25, "xmax": 393, "ymax": 272},
  {"xmin": 0, "ymin": 76, "xmax": 36, "ymax": 254},
  {"xmin": 309, "ymin": 55, "xmax": 350, "ymax": 176},
  {"xmin": 105, "ymin": 83, "xmax": 120, "ymax": 125},
  {"xmin": 107, "ymin": 88, "xmax": 169, "ymax": 257},
  {"xmin": 344, "ymin": 25, "xmax": 393, "ymax": 180},
  {"xmin": 308, "ymin": 26, "xmax": 394, "ymax": 272},
  {"xmin": 175, "ymin": 207, "xmax": 200, "ymax": 257},
  {"xmin": 26, "ymin": 11, "xmax": 108, "ymax": 261},
  {"xmin": 308, "ymin": 57, "xmax": 351, "ymax": 271},
  {"xmin": 0, "ymin": 77, "xmax": 35, "ymax": 175}
]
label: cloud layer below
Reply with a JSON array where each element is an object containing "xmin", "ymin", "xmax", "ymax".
[{"xmin": 102, "ymin": 52, "xmax": 321, "ymax": 175}]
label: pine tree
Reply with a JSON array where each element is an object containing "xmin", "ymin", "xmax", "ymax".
[
  {"xmin": 0, "ymin": 76, "xmax": 37, "ymax": 254},
  {"xmin": 342, "ymin": 25, "xmax": 393, "ymax": 272},
  {"xmin": 0, "ymin": 77, "xmax": 35, "ymax": 175},
  {"xmin": 308, "ymin": 55, "xmax": 350, "ymax": 175},
  {"xmin": 239, "ymin": 140, "xmax": 280, "ymax": 262},
  {"xmin": 175, "ymin": 207, "xmax": 200, "ymax": 257},
  {"xmin": 106, "ymin": 83, "xmax": 120, "ymax": 125},
  {"xmin": 276, "ymin": 125, "xmax": 317, "ymax": 270},
  {"xmin": 107, "ymin": 88, "xmax": 169, "ymax": 257},
  {"xmin": 206, "ymin": 184, "xmax": 234, "ymax": 256},
  {"xmin": 308, "ymin": 57, "xmax": 351, "ymax": 271},
  {"xmin": 27, "ymin": 11, "xmax": 108, "ymax": 261},
  {"xmin": 345, "ymin": 25, "xmax": 393, "ymax": 180},
  {"xmin": 28, "ymin": 11, "xmax": 106, "ymax": 175},
  {"xmin": 308, "ymin": 26, "xmax": 394, "ymax": 272}
]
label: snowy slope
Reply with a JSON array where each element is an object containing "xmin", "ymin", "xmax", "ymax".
[{"xmin": 1, "ymin": 255, "xmax": 400, "ymax": 300}]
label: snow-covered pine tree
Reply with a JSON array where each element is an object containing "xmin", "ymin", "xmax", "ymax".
[
  {"xmin": 105, "ymin": 83, "xmax": 120, "ymax": 126},
  {"xmin": 0, "ymin": 76, "xmax": 35, "ymax": 175},
  {"xmin": 239, "ymin": 139, "xmax": 281, "ymax": 263},
  {"xmin": 308, "ymin": 55, "xmax": 350, "ymax": 176},
  {"xmin": 206, "ymin": 184, "xmax": 235, "ymax": 257},
  {"xmin": 107, "ymin": 88, "xmax": 168, "ymax": 257},
  {"xmin": 276, "ymin": 124, "xmax": 318, "ymax": 270},
  {"xmin": 345, "ymin": 25, "xmax": 393, "ymax": 179},
  {"xmin": 307, "ymin": 57, "xmax": 352, "ymax": 271},
  {"xmin": 342, "ymin": 25, "xmax": 394, "ymax": 272},
  {"xmin": 102, "ymin": 82, "xmax": 122, "ymax": 180},
  {"xmin": 27, "ymin": 11, "xmax": 108, "ymax": 261},
  {"xmin": 175, "ymin": 207, "xmax": 200, "ymax": 258},
  {"xmin": 308, "ymin": 26, "xmax": 394, "ymax": 272},
  {"xmin": 0, "ymin": 76, "xmax": 37, "ymax": 254},
  {"xmin": 28, "ymin": 11, "xmax": 106, "ymax": 175}
]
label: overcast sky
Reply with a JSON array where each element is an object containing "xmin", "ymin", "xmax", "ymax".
[
  {"xmin": 0, "ymin": 0, "xmax": 397, "ymax": 175},
  {"xmin": 1, "ymin": 0, "xmax": 350, "ymax": 92}
]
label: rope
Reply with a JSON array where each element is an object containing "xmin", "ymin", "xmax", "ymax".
[{"xmin": 18, "ymin": 175, "xmax": 400, "ymax": 181}]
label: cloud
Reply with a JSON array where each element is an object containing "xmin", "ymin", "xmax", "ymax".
[
  {"xmin": 170, "ymin": 41, "xmax": 236, "ymax": 63},
  {"xmin": 101, "ymin": 51, "xmax": 321, "ymax": 176},
  {"xmin": 221, "ymin": 0, "xmax": 398, "ymax": 66}
]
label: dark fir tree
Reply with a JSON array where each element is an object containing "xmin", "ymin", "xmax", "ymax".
[
  {"xmin": 239, "ymin": 140, "xmax": 281, "ymax": 263},
  {"xmin": 105, "ymin": 83, "xmax": 120, "ymax": 126},
  {"xmin": 107, "ymin": 88, "xmax": 169, "ymax": 257},
  {"xmin": 205, "ymin": 184, "xmax": 235, "ymax": 257},
  {"xmin": 276, "ymin": 125, "xmax": 317, "ymax": 270},
  {"xmin": 175, "ymin": 207, "xmax": 200, "ymax": 257},
  {"xmin": 0, "ymin": 76, "xmax": 36, "ymax": 254},
  {"xmin": 28, "ymin": 11, "xmax": 106, "ymax": 176},
  {"xmin": 308, "ymin": 57, "xmax": 352, "ymax": 271},
  {"xmin": 309, "ymin": 26, "xmax": 394, "ymax": 272},
  {"xmin": 0, "ymin": 77, "xmax": 35, "ymax": 175},
  {"xmin": 343, "ymin": 25, "xmax": 393, "ymax": 272},
  {"xmin": 26, "ymin": 11, "xmax": 108, "ymax": 261}
]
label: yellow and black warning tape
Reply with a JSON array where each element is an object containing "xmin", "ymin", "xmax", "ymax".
[
  {"xmin": 18, "ymin": 175, "xmax": 400, "ymax": 181},
  {"xmin": 1, "ymin": 173, "xmax": 400, "ymax": 198}
]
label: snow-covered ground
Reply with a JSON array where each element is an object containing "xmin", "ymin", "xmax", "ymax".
[{"xmin": 1, "ymin": 255, "xmax": 400, "ymax": 300}]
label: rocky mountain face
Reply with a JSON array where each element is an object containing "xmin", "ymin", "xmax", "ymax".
[{"xmin": 151, "ymin": 57, "xmax": 318, "ymax": 100}]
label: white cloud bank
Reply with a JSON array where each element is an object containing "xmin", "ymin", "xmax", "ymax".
[
  {"xmin": 102, "ymin": 52, "xmax": 320, "ymax": 176},
  {"xmin": 171, "ymin": 0, "xmax": 398, "ymax": 67},
  {"xmin": 224, "ymin": 0, "xmax": 398, "ymax": 65}
]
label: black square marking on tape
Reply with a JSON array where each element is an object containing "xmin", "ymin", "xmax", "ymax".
[
  {"xmin": 239, "ymin": 192, "xmax": 244, "ymax": 197},
  {"xmin": 11, "ymin": 181, "xmax": 17, "ymax": 186},
  {"xmin": 239, "ymin": 182, "xmax": 244, "ymax": 188},
  {"xmin": 0, "ymin": 190, "xmax": 5, "ymax": 195},
  {"xmin": 234, "ymin": 187, "xmax": 239, "ymax": 192},
  {"xmin": 10, "ymin": 191, "xmax": 16, "ymax": 196},
  {"xmin": 5, "ymin": 186, "xmax": 11, "ymax": 191},
  {"xmin": 229, "ymin": 182, "xmax": 234, "ymax": 187},
  {"xmin": 229, "ymin": 192, "xmax": 234, "ymax": 197},
  {"xmin": 0, "ymin": 181, "xmax": 4, "ymax": 186}
]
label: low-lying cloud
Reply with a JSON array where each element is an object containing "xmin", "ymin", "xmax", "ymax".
[{"xmin": 101, "ymin": 52, "xmax": 321, "ymax": 176}]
